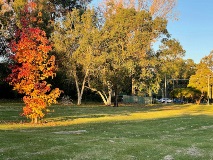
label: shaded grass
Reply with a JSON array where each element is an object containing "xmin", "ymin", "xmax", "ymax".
[
  {"xmin": 0, "ymin": 116, "xmax": 213, "ymax": 159},
  {"xmin": 0, "ymin": 102, "xmax": 213, "ymax": 159},
  {"xmin": 0, "ymin": 102, "xmax": 26, "ymax": 123}
]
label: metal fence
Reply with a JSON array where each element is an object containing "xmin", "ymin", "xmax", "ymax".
[{"xmin": 122, "ymin": 95, "xmax": 152, "ymax": 104}]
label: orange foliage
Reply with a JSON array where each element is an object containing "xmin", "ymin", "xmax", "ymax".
[
  {"xmin": 28, "ymin": 1, "xmax": 37, "ymax": 10},
  {"xmin": 18, "ymin": 1, "xmax": 46, "ymax": 28},
  {"xmin": 7, "ymin": 3, "xmax": 61, "ymax": 123}
]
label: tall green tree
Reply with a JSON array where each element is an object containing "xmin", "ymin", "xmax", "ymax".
[
  {"xmin": 135, "ymin": 52, "xmax": 161, "ymax": 97},
  {"xmin": 51, "ymin": 9, "xmax": 99, "ymax": 105},
  {"xmin": 158, "ymin": 39, "xmax": 186, "ymax": 78},
  {"xmin": 170, "ymin": 87, "xmax": 202, "ymax": 104},
  {"xmin": 188, "ymin": 51, "xmax": 213, "ymax": 104},
  {"xmin": 179, "ymin": 59, "xmax": 196, "ymax": 79},
  {"xmin": 94, "ymin": 7, "xmax": 168, "ymax": 106},
  {"xmin": 157, "ymin": 38, "xmax": 186, "ymax": 97}
]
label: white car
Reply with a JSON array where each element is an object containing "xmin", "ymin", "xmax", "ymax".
[{"xmin": 158, "ymin": 98, "xmax": 173, "ymax": 103}]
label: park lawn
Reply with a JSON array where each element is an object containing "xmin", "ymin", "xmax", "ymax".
[{"xmin": 0, "ymin": 102, "xmax": 213, "ymax": 159}]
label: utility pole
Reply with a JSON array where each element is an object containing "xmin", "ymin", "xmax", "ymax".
[
  {"xmin": 207, "ymin": 75, "xmax": 213, "ymax": 105},
  {"xmin": 208, "ymin": 76, "xmax": 209, "ymax": 105},
  {"xmin": 208, "ymin": 75, "xmax": 211, "ymax": 105},
  {"xmin": 164, "ymin": 75, "xmax": 167, "ymax": 98}
]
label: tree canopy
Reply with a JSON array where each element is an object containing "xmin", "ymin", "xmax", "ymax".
[
  {"xmin": 6, "ymin": 2, "xmax": 61, "ymax": 123},
  {"xmin": 99, "ymin": 0, "xmax": 177, "ymax": 20},
  {"xmin": 0, "ymin": 0, "xmax": 204, "ymax": 108},
  {"xmin": 187, "ymin": 51, "xmax": 213, "ymax": 104},
  {"xmin": 51, "ymin": 8, "xmax": 99, "ymax": 105}
]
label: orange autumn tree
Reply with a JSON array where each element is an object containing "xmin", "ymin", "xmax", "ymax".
[{"xmin": 7, "ymin": 2, "xmax": 61, "ymax": 123}]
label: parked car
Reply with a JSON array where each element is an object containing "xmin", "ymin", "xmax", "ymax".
[
  {"xmin": 173, "ymin": 98, "xmax": 184, "ymax": 104},
  {"xmin": 158, "ymin": 98, "xmax": 173, "ymax": 103}
]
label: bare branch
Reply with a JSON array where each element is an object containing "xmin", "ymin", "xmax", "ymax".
[{"xmin": 99, "ymin": 0, "xmax": 177, "ymax": 20}]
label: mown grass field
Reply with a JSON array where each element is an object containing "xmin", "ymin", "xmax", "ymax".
[{"xmin": 0, "ymin": 101, "xmax": 213, "ymax": 160}]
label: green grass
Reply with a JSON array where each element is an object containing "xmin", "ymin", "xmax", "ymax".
[{"xmin": 0, "ymin": 102, "xmax": 213, "ymax": 159}]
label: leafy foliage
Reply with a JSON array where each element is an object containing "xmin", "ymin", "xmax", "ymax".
[
  {"xmin": 49, "ymin": 0, "xmax": 92, "ymax": 11},
  {"xmin": 52, "ymin": 8, "xmax": 99, "ymax": 105},
  {"xmin": 0, "ymin": 0, "xmax": 14, "ymax": 58},
  {"xmin": 0, "ymin": 0, "xmax": 14, "ymax": 36},
  {"xmin": 100, "ymin": 7, "xmax": 168, "ymax": 99},
  {"xmin": 0, "ymin": 0, "xmax": 197, "ymax": 105},
  {"xmin": 187, "ymin": 51, "xmax": 213, "ymax": 104},
  {"xmin": 13, "ymin": 0, "xmax": 53, "ymax": 37},
  {"xmin": 7, "ymin": 2, "xmax": 61, "ymax": 123},
  {"xmin": 158, "ymin": 39, "xmax": 186, "ymax": 79},
  {"xmin": 170, "ymin": 87, "xmax": 202, "ymax": 104}
]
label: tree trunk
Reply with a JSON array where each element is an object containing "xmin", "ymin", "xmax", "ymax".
[
  {"xmin": 87, "ymin": 88, "xmax": 112, "ymax": 106},
  {"xmin": 106, "ymin": 81, "xmax": 112, "ymax": 105},
  {"xmin": 195, "ymin": 97, "xmax": 202, "ymax": 105},
  {"xmin": 74, "ymin": 69, "xmax": 89, "ymax": 105},
  {"xmin": 195, "ymin": 93, "xmax": 204, "ymax": 105},
  {"xmin": 132, "ymin": 78, "xmax": 136, "ymax": 95},
  {"xmin": 97, "ymin": 91, "xmax": 112, "ymax": 106},
  {"xmin": 77, "ymin": 92, "xmax": 82, "ymax": 105},
  {"xmin": 87, "ymin": 82, "xmax": 112, "ymax": 106},
  {"xmin": 75, "ymin": 76, "xmax": 82, "ymax": 105},
  {"xmin": 106, "ymin": 89, "xmax": 112, "ymax": 105},
  {"xmin": 114, "ymin": 84, "xmax": 118, "ymax": 107},
  {"xmin": 195, "ymin": 99, "xmax": 201, "ymax": 105},
  {"xmin": 97, "ymin": 91, "xmax": 108, "ymax": 105},
  {"xmin": 31, "ymin": 117, "xmax": 38, "ymax": 124}
]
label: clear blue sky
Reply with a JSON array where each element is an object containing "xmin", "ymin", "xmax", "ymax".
[
  {"xmin": 90, "ymin": 0, "xmax": 213, "ymax": 64},
  {"xmin": 168, "ymin": 0, "xmax": 213, "ymax": 63}
]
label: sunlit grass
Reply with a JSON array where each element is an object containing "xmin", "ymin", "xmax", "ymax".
[{"xmin": 0, "ymin": 103, "xmax": 212, "ymax": 130}]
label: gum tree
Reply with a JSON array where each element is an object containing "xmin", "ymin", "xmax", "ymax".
[
  {"xmin": 52, "ymin": 9, "xmax": 99, "ymax": 105},
  {"xmin": 92, "ymin": 7, "xmax": 168, "ymax": 106},
  {"xmin": 188, "ymin": 51, "xmax": 213, "ymax": 104},
  {"xmin": 157, "ymin": 39, "xmax": 186, "ymax": 97}
]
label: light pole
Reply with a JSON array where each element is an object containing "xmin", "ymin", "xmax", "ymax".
[
  {"xmin": 208, "ymin": 75, "xmax": 210, "ymax": 105},
  {"xmin": 211, "ymin": 85, "xmax": 212, "ymax": 103},
  {"xmin": 165, "ymin": 75, "xmax": 167, "ymax": 98},
  {"xmin": 207, "ymin": 75, "xmax": 213, "ymax": 105}
]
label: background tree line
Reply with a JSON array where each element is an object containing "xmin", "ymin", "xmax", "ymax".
[{"xmin": 1, "ymin": 0, "xmax": 212, "ymax": 107}]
